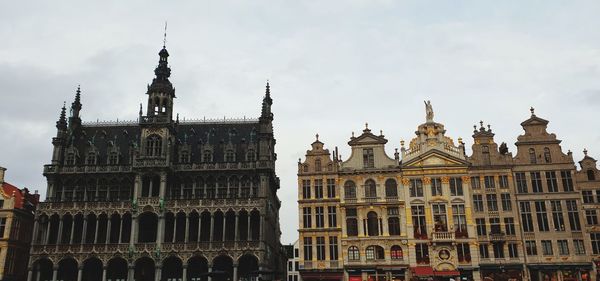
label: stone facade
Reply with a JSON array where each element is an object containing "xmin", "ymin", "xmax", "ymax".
[
  {"xmin": 29, "ymin": 45, "xmax": 284, "ymax": 281},
  {"xmin": 298, "ymin": 103, "xmax": 596, "ymax": 281}
]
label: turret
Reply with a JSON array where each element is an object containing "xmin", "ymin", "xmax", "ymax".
[
  {"xmin": 51, "ymin": 103, "xmax": 68, "ymax": 165},
  {"xmin": 68, "ymin": 85, "xmax": 82, "ymax": 131},
  {"xmin": 145, "ymin": 45, "xmax": 175, "ymax": 121},
  {"xmin": 258, "ymin": 81, "xmax": 275, "ymax": 162}
]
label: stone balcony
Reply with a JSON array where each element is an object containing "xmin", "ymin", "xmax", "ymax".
[
  {"xmin": 300, "ymin": 260, "xmax": 343, "ymax": 270},
  {"xmin": 432, "ymin": 231, "xmax": 455, "ymax": 242},
  {"xmin": 489, "ymin": 232, "xmax": 506, "ymax": 241}
]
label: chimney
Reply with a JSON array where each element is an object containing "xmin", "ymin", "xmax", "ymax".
[{"xmin": 0, "ymin": 166, "xmax": 5, "ymax": 184}]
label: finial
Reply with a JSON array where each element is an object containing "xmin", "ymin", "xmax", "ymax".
[
  {"xmin": 473, "ymin": 125, "xmax": 477, "ymax": 132},
  {"xmin": 315, "ymin": 133, "xmax": 319, "ymax": 141},
  {"xmin": 487, "ymin": 124, "xmax": 491, "ymax": 131},
  {"xmin": 530, "ymin": 107, "xmax": 535, "ymax": 116},
  {"xmin": 266, "ymin": 80, "xmax": 270, "ymax": 96},
  {"xmin": 458, "ymin": 137, "xmax": 463, "ymax": 145},
  {"xmin": 176, "ymin": 113, "xmax": 179, "ymax": 122},
  {"xmin": 380, "ymin": 130, "xmax": 383, "ymax": 135},
  {"xmin": 163, "ymin": 21, "xmax": 168, "ymax": 49},
  {"xmin": 365, "ymin": 122, "xmax": 369, "ymax": 129},
  {"xmin": 479, "ymin": 120, "xmax": 484, "ymax": 128},
  {"xmin": 139, "ymin": 103, "xmax": 143, "ymax": 116},
  {"xmin": 584, "ymin": 148, "xmax": 588, "ymax": 156},
  {"xmin": 352, "ymin": 131, "xmax": 355, "ymax": 138}
]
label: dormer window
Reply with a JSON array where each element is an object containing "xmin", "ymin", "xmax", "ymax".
[
  {"xmin": 225, "ymin": 150, "xmax": 235, "ymax": 162},
  {"xmin": 315, "ymin": 159, "xmax": 322, "ymax": 172},
  {"xmin": 529, "ymin": 148, "xmax": 537, "ymax": 164},
  {"xmin": 179, "ymin": 151, "xmax": 189, "ymax": 163},
  {"xmin": 86, "ymin": 152, "xmax": 96, "ymax": 165},
  {"xmin": 363, "ymin": 148, "xmax": 375, "ymax": 168},
  {"xmin": 108, "ymin": 152, "xmax": 119, "ymax": 165},
  {"xmin": 482, "ymin": 145, "xmax": 490, "ymax": 165},
  {"xmin": 246, "ymin": 149, "xmax": 255, "ymax": 162},
  {"xmin": 544, "ymin": 147, "xmax": 552, "ymax": 163},
  {"xmin": 203, "ymin": 150, "xmax": 213, "ymax": 162},
  {"xmin": 588, "ymin": 170, "xmax": 596, "ymax": 181},
  {"xmin": 146, "ymin": 135, "xmax": 162, "ymax": 157},
  {"xmin": 65, "ymin": 152, "xmax": 76, "ymax": 166}
]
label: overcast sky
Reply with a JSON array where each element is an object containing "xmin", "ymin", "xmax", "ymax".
[{"xmin": 2, "ymin": 1, "xmax": 600, "ymax": 244}]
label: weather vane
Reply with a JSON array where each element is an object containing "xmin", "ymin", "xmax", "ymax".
[{"xmin": 163, "ymin": 21, "xmax": 168, "ymax": 48}]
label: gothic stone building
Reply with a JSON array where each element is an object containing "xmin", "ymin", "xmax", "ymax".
[
  {"xmin": 28, "ymin": 45, "xmax": 284, "ymax": 281},
  {"xmin": 298, "ymin": 104, "xmax": 596, "ymax": 281}
]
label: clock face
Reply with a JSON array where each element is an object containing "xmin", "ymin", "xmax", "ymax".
[{"xmin": 438, "ymin": 249, "xmax": 450, "ymax": 260}]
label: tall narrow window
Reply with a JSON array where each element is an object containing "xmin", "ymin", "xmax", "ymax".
[
  {"xmin": 316, "ymin": 237, "xmax": 326, "ymax": 260},
  {"xmin": 551, "ymin": 200, "xmax": 565, "ymax": 231},
  {"xmin": 515, "ymin": 172, "xmax": 528, "ymax": 193},
  {"xmin": 364, "ymin": 179, "xmax": 377, "ymax": 198},
  {"xmin": 508, "ymin": 243, "xmax": 519, "ymax": 258},
  {"xmin": 501, "ymin": 193, "xmax": 512, "ymax": 211},
  {"xmin": 504, "ymin": 218, "xmax": 516, "ymax": 235},
  {"xmin": 574, "ymin": 239, "xmax": 586, "ymax": 255},
  {"xmin": 566, "ymin": 200, "xmax": 581, "ymax": 231},
  {"xmin": 471, "ymin": 176, "xmax": 481, "ymax": 189},
  {"xmin": 344, "ymin": 181, "xmax": 356, "ymax": 199},
  {"xmin": 452, "ymin": 204, "xmax": 468, "ymax": 238},
  {"xmin": 588, "ymin": 170, "xmax": 596, "ymax": 181},
  {"xmin": 146, "ymin": 135, "xmax": 162, "ymax": 157},
  {"xmin": 326, "ymin": 179, "xmax": 336, "ymax": 198},
  {"xmin": 415, "ymin": 243, "xmax": 429, "ymax": 264},
  {"xmin": 412, "ymin": 206, "xmax": 427, "ymax": 239},
  {"xmin": 492, "ymin": 242, "xmax": 504, "ymax": 258},
  {"xmin": 348, "ymin": 246, "xmax": 360, "ymax": 260},
  {"xmin": 525, "ymin": 241, "xmax": 537, "ymax": 256},
  {"xmin": 302, "ymin": 180, "xmax": 311, "ymax": 199},
  {"xmin": 86, "ymin": 152, "xmax": 96, "ymax": 165},
  {"xmin": 302, "ymin": 207, "xmax": 312, "ymax": 228},
  {"xmin": 432, "ymin": 204, "xmax": 447, "ymax": 231},
  {"xmin": 367, "ymin": 211, "xmax": 379, "ymax": 236},
  {"xmin": 246, "ymin": 149, "xmax": 255, "ymax": 162},
  {"xmin": 531, "ymin": 172, "xmax": 543, "ymax": 193},
  {"xmin": 520, "ymin": 202, "xmax": 534, "ymax": 232},
  {"xmin": 489, "ymin": 218, "xmax": 501, "ymax": 234},
  {"xmin": 479, "ymin": 244, "xmax": 489, "ymax": 259},
  {"xmin": 385, "ymin": 179, "xmax": 398, "ymax": 198},
  {"xmin": 303, "ymin": 237, "xmax": 313, "ymax": 261},
  {"xmin": 561, "ymin": 171, "xmax": 574, "ymax": 191},
  {"xmin": 410, "ymin": 179, "xmax": 423, "ymax": 197},
  {"xmin": 203, "ymin": 150, "xmax": 212, "ymax": 162},
  {"xmin": 546, "ymin": 171, "xmax": 558, "ymax": 192},
  {"xmin": 544, "ymin": 147, "xmax": 552, "ymax": 163},
  {"xmin": 535, "ymin": 201, "xmax": 550, "ymax": 231},
  {"xmin": 65, "ymin": 152, "xmax": 76, "ymax": 166},
  {"xmin": 529, "ymin": 148, "xmax": 537, "ymax": 164},
  {"xmin": 457, "ymin": 243, "xmax": 471, "ymax": 263},
  {"xmin": 431, "ymin": 178, "xmax": 442, "ymax": 196},
  {"xmin": 499, "ymin": 175, "xmax": 509, "ymax": 189},
  {"xmin": 225, "ymin": 150, "xmax": 235, "ymax": 162},
  {"xmin": 388, "ymin": 207, "xmax": 400, "ymax": 236},
  {"xmin": 484, "ymin": 176, "xmax": 495, "ymax": 189},
  {"xmin": 449, "ymin": 177, "xmax": 463, "ymax": 196},
  {"xmin": 363, "ymin": 148, "xmax": 374, "ymax": 168},
  {"xmin": 473, "ymin": 195, "xmax": 484, "ymax": 212},
  {"xmin": 591, "ymin": 233, "xmax": 600, "ymax": 254},
  {"xmin": 541, "ymin": 240, "xmax": 553, "ymax": 255},
  {"xmin": 314, "ymin": 179, "xmax": 323, "ymax": 199},
  {"xmin": 586, "ymin": 210, "xmax": 598, "ymax": 225},
  {"xmin": 329, "ymin": 236, "xmax": 338, "ymax": 260},
  {"xmin": 486, "ymin": 194, "xmax": 498, "ymax": 211},
  {"xmin": 482, "ymin": 145, "xmax": 491, "ymax": 165},
  {"xmin": 346, "ymin": 208, "xmax": 358, "ymax": 237},
  {"xmin": 476, "ymin": 218, "xmax": 487, "ymax": 236},
  {"xmin": 315, "ymin": 159, "xmax": 322, "ymax": 172},
  {"xmin": 327, "ymin": 206, "xmax": 337, "ymax": 227},
  {"xmin": 315, "ymin": 207, "xmax": 325, "ymax": 228}
]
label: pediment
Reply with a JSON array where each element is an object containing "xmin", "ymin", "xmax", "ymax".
[
  {"xmin": 348, "ymin": 132, "xmax": 387, "ymax": 146},
  {"xmin": 520, "ymin": 116, "xmax": 549, "ymax": 126},
  {"xmin": 402, "ymin": 150, "xmax": 469, "ymax": 167}
]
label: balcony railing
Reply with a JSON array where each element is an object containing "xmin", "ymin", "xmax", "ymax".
[
  {"xmin": 489, "ymin": 232, "xmax": 506, "ymax": 241},
  {"xmin": 432, "ymin": 231, "xmax": 455, "ymax": 242},
  {"xmin": 31, "ymin": 241, "xmax": 263, "ymax": 255}
]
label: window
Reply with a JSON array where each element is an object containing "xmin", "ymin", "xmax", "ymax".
[
  {"xmin": 557, "ymin": 240, "xmax": 569, "ymax": 255},
  {"xmin": 592, "ymin": 233, "xmax": 600, "ymax": 255},
  {"xmin": 515, "ymin": 172, "xmax": 528, "ymax": 193},
  {"xmin": 364, "ymin": 179, "xmax": 377, "ymax": 198},
  {"xmin": 597, "ymin": 190, "xmax": 600, "ymax": 203},
  {"xmin": 520, "ymin": 202, "xmax": 534, "ymax": 232},
  {"xmin": 431, "ymin": 178, "xmax": 442, "ymax": 196},
  {"xmin": 499, "ymin": 175, "xmax": 509, "ymax": 189},
  {"xmin": 367, "ymin": 211, "xmax": 379, "ymax": 236},
  {"xmin": 489, "ymin": 218, "xmax": 501, "ymax": 234},
  {"xmin": 479, "ymin": 244, "xmax": 489, "ymax": 259},
  {"xmin": 544, "ymin": 147, "xmax": 552, "ymax": 163},
  {"xmin": 315, "ymin": 159, "xmax": 322, "ymax": 172},
  {"xmin": 294, "ymin": 249, "xmax": 299, "ymax": 258},
  {"xmin": 327, "ymin": 206, "xmax": 337, "ymax": 227},
  {"xmin": 546, "ymin": 171, "xmax": 558, "ymax": 192},
  {"xmin": 471, "ymin": 176, "xmax": 481, "ymax": 189},
  {"xmin": 410, "ymin": 179, "xmax": 423, "ymax": 197},
  {"xmin": 326, "ymin": 179, "xmax": 336, "ymax": 198},
  {"xmin": 302, "ymin": 180, "xmax": 311, "ymax": 199},
  {"xmin": 482, "ymin": 145, "xmax": 491, "ymax": 165},
  {"xmin": 486, "ymin": 194, "xmax": 498, "ymax": 211},
  {"xmin": 476, "ymin": 218, "xmax": 487, "ymax": 236},
  {"xmin": 391, "ymin": 245, "xmax": 403, "ymax": 260},
  {"xmin": 302, "ymin": 207, "xmax": 312, "ymax": 228},
  {"xmin": 432, "ymin": 204, "xmax": 447, "ymax": 231},
  {"xmin": 541, "ymin": 240, "xmax": 553, "ymax": 255},
  {"xmin": 415, "ymin": 243, "xmax": 429, "ymax": 264},
  {"xmin": 314, "ymin": 179, "xmax": 323, "ymax": 199},
  {"xmin": 531, "ymin": 172, "xmax": 543, "ymax": 193},
  {"xmin": 203, "ymin": 150, "xmax": 212, "ymax": 162},
  {"xmin": 315, "ymin": 207, "xmax": 324, "ymax": 228},
  {"xmin": 535, "ymin": 201, "xmax": 550, "ymax": 231},
  {"xmin": 501, "ymin": 193, "xmax": 512, "ymax": 211},
  {"xmin": 346, "ymin": 208, "xmax": 358, "ymax": 236},
  {"xmin": 344, "ymin": 181, "xmax": 356, "ymax": 199},
  {"xmin": 179, "ymin": 151, "xmax": 190, "ymax": 163},
  {"xmin": 303, "ymin": 237, "xmax": 313, "ymax": 261},
  {"xmin": 225, "ymin": 150, "xmax": 235, "ymax": 162},
  {"xmin": 329, "ymin": 236, "xmax": 338, "ymax": 260},
  {"xmin": 588, "ymin": 170, "xmax": 596, "ymax": 181},
  {"xmin": 586, "ymin": 210, "xmax": 598, "ymax": 225},
  {"xmin": 0, "ymin": 218, "xmax": 6, "ymax": 238},
  {"xmin": 146, "ymin": 135, "xmax": 162, "ymax": 156},
  {"xmin": 385, "ymin": 179, "xmax": 398, "ymax": 198},
  {"xmin": 452, "ymin": 204, "xmax": 468, "ymax": 238},
  {"xmin": 508, "ymin": 243, "xmax": 519, "ymax": 258},
  {"xmin": 484, "ymin": 176, "xmax": 495, "ymax": 189},
  {"xmin": 504, "ymin": 218, "xmax": 516, "ymax": 235},
  {"xmin": 574, "ymin": 239, "xmax": 586, "ymax": 255},
  {"xmin": 561, "ymin": 170, "xmax": 574, "ymax": 191},
  {"xmin": 492, "ymin": 242, "xmax": 504, "ymax": 258},
  {"xmin": 583, "ymin": 190, "xmax": 594, "ymax": 203},
  {"xmin": 566, "ymin": 200, "xmax": 581, "ymax": 231},
  {"xmin": 363, "ymin": 148, "xmax": 374, "ymax": 168},
  {"xmin": 316, "ymin": 237, "xmax": 326, "ymax": 260},
  {"xmin": 529, "ymin": 148, "xmax": 537, "ymax": 164},
  {"xmin": 246, "ymin": 149, "xmax": 255, "ymax": 161},
  {"xmin": 348, "ymin": 246, "xmax": 360, "ymax": 260},
  {"xmin": 412, "ymin": 206, "xmax": 427, "ymax": 239},
  {"xmin": 449, "ymin": 177, "xmax": 463, "ymax": 196},
  {"xmin": 388, "ymin": 215, "xmax": 400, "ymax": 236},
  {"xmin": 366, "ymin": 246, "xmax": 384, "ymax": 260},
  {"xmin": 525, "ymin": 241, "xmax": 537, "ymax": 256},
  {"xmin": 65, "ymin": 152, "xmax": 76, "ymax": 166},
  {"xmin": 551, "ymin": 201, "xmax": 565, "ymax": 231},
  {"xmin": 457, "ymin": 243, "xmax": 471, "ymax": 262},
  {"xmin": 473, "ymin": 195, "xmax": 484, "ymax": 212},
  {"xmin": 86, "ymin": 151, "xmax": 96, "ymax": 165}
]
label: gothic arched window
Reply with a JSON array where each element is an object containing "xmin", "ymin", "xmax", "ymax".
[
  {"xmin": 66, "ymin": 152, "xmax": 76, "ymax": 166},
  {"xmin": 367, "ymin": 211, "xmax": 379, "ymax": 236},
  {"xmin": 588, "ymin": 170, "xmax": 596, "ymax": 181},
  {"xmin": 86, "ymin": 151, "xmax": 96, "ymax": 165},
  {"xmin": 179, "ymin": 151, "xmax": 189, "ymax": 163},
  {"xmin": 146, "ymin": 135, "xmax": 162, "ymax": 157}
]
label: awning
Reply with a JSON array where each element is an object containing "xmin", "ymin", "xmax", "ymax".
[
  {"xmin": 434, "ymin": 270, "xmax": 461, "ymax": 276},
  {"xmin": 412, "ymin": 267, "xmax": 434, "ymax": 276}
]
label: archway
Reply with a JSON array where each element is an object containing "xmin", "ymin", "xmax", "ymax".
[
  {"xmin": 134, "ymin": 257, "xmax": 155, "ymax": 281},
  {"xmin": 188, "ymin": 211, "xmax": 200, "ymax": 242},
  {"xmin": 238, "ymin": 210, "xmax": 249, "ymax": 241},
  {"xmin": 187, "ymin": 256, "xmax": 209, "ymax": 281},
  {"xmin": 200, "ymin": 211, "xmax": 211, "ymax": 242},
  {"xmin": 109, "ymin": 213, "xmax": 121, "ymax": 243},
  {"xmin": 225, "ymin": 210, "xmax": 236, "ymax": 241},
  {"xmin": 175, "ymin": 212, "xmax": 186, "ymax": 242},
  {"xmin": 162, "ymin": 256, "xmax": 183, "ymax": 281},
  {"xmin": 48, "ymin": 214, "xmax": 60, "ymax": 244},
  {"xmin": 72, "ymin": 213, "xmax": 84, "ymax": 244},
  {"xmin": 212, "ymin": 255, "xmax": 233, "ymax": 281},
  {"xmin": 121, "ymin": 212, "xmax": 132, "ymax": 243},
  {"xmin": 238, "ymin": 254, "xmax": 259, "ymax": 281},
  {"xmin": 164, "ymin": 212, "xmax": 175, "ymax": 242},
  {"xmin": 81, "ymin": 257, "xmax": 103, "ymax": 281},
  {"xmin": 85, "ymin": 213, "xmax": 97, "ymax": 243},
  {"xmin": 61, "ymin": 213, "xmax": 73, "ymax": 244},
  {"xmin": 138, "ymin": 212, "xmax": 158, "ymax": 242},
  {"xmin": 213, "ymin": 211, "xmax": 224, "ymax": 242},
  {"xmin": 107, "ymin": 257, "xmax": 128, "ymax": 281},
  {"xmin": 250, "ymin": 210, "xmax": 260, "ymax": 241},
  {"xmin": 31, "ymin": 258, "xmax": 53, "ymax": 281},
  {"xmin": 57, "ymin": 258, "xmax": 78, "ymax": 281}
]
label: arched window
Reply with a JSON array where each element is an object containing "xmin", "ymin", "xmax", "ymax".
[
  {"xmin": 544, "ymin": 147, "xmax": 552, "ymax": 163},
  {"xmin": 482, "ymin": 145, "xmax": 491, "ymax": 165},
  {"xmin": 146, "ymin": 135, "xmax": 162, "ymax": 157},
  {"xmin": 303, "ymin": 164, "xmax": 309, "ymax": 173},
  {"xmin": 391, "ymin": 246, "xmax": 403, "ymax": 260},
  {"xmin": 179, "ymin": 151, "xmax": 189, "ymax": 163},
  {"xmin": 66, "ymin": 152, "xmax": 76, "ymax": 166},
  {"xmin": 203, "ymin": 150, "xmax": 212, "ymax": 163},
  {"xmin": 348, "ymin": 246, "xmax": 360, "ymax": 260},
  {"xmin": 315, "ymin": 159, "xmax": 322, "ymax": 172},
  {"xmin": 385, "ymin": 179, "xmax": 398, "ymax": 198},
  {"xmin": 108, "ymin": 152, "xmax": 119, "ymax": 165},
  {"xmin": 86, "ymin": 151, "xmax": 96, "ymax": 165},
  {"xmin": 366, "ymin": 246, "xmax": 384, "ymax": 260},
  {"xmin": 529, "ymin": 148, "xmax": 537, "ymax": 164},
  {"xmin": 225, "ymin": 150, "xmax": 235, "ymax": 162},
  {"xmin": 344, "ymin": 181, "xmax": 356, "ymax": 199},
  {"xmin": 367, "ymin": 211, "xmax": 379, "ymax": 236},
  {"xmin": 246, "ymin": 149, "xmax": 255, "ymax": 162},
  {"xmin": 364, "ymin": 179, "xmax": 377, "ymax": 198},
  {"xmin": 588, "ymin": 170, "xmax": 596, "ymax": 181}
]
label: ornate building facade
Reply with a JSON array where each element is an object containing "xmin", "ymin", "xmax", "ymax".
[
  {"xmin": 28, "ymin": 44, "xmax": 284, "ymax": 281},
  {"xmin": 297, "ymin": 103, "xmax": 596, "ymax": 281}
]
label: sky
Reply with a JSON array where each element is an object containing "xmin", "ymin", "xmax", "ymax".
[{"xmin": 1, "ymin": 1, "xmax": 600, "ymax": 244}]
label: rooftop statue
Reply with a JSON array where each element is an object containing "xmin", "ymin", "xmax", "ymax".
[{"xmin": 424, "ymin": 100, "xmax": 434, "ymax": 122}]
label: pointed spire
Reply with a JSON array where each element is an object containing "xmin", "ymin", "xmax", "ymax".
[
  {"xmin": 56, "ymin": 102, "xmax": 67, "ymax": 130},
  {"xmin": 139, "ymin": 103, "xmax": 143, "ymax": 116},
  {"xmin": 260, "ymin": 80, "xmax": 273, "ymax": 119},
  {"xmin": 70, "ymin": 85, "xmax": 82, "ymax": 119}
]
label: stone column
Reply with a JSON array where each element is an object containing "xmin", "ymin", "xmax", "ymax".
[
  {"xmin": 208, "ymin": 267, "xmax": 212, "ymax": 281},
  {"xmin": 128, "ymin": 265, "xmax": 135, "ymax": 281},
  {"xmin": 31, "ymin": 219, "xmax": 39, "ymax": 245},
  {"xmin": 155, "ymin": 266, "xmax": 162, "ymax": 281},
  {"xmin": 57, "ymin": 217, "xmax": 64, "ymax": 245},
  {"xmin": 185, "ymin": 214, "xmax": 190, "ymax": 243},
  {"xmin": 198, "ymin": 215, "xmax": 202, "ymax": 242},
  {"xmin": 52, "ymin": 266, "xmax": 58, "ymax": 281},
  {"xmin": 234, "ymin": 214, "xmax": 239, "ymax": 241},
  {"xmin": 173, "ymin": 215, "xmax": 178, "ymax": 243},
  {"xmin": 69, "ymin": 219, "xmax": 75, "ymax": 244},
  {"xmin": 27, "ymin": 269, "xmax": 32, "ymax": 281},
  {"xmin": 77, "ymin": 267, "xmax": 82, "ymax": 281},
  {"xmin": 159, "ymin": 172, "xmax": 167, "ymax": 198},
  {"xmin": 210, "ymin": 214, "xmax": 215, "ymax": 242},
  {"xmin": 94, "ymin": 217, "xmax": 100, "ymax": 243},
  {"xmin": 130, "ymin": 215, "xmax": 137, "ymax": 245},
  {"xmin": 157, "ymin": 214, "xmax": 165, "ymax": 245},
  {"xmin": 233, "ymin": 264, "xmax": 238, "ymax": 281},
  {"xmin": 44, "ymin": 220, "xmax": 51, "ymax": 245},
  {"xmin": 222, "ymin": 216, "xmax": 226, "ymax": 241},
  {"xmin": 247, "ymin": 216, "xmax": 251, "ymax": 240},
  {"xmin": 133, "ymin": 174, "xmax": 142, "ymax": 199},
  {"xmin": 81, "ymin": 217, "xmax": 88, "ymax": 244},
  {"xmin": 102, "ymin": 266, "xmax": 107, "ymax": 281},
  {"xmin": 106, "ymin": 218, "xmax": 112, "ymax": 244},
  {"xmin": 260, "ymin": 214, "xmax": 265, "ymax": 241},
  {"xmin": 118, "ymin": 217, "xmax": 123, "ymax": 243},
  {"xmin": 182, "ymin": 265, "xmax": 188, "ymax": 281}
]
